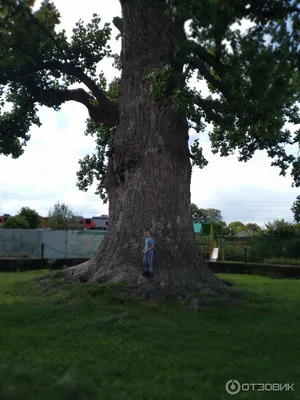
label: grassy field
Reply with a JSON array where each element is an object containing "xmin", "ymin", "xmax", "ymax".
[{"xmin": 0, "ymin": 271, "xmax": 299, "ymax": 400}]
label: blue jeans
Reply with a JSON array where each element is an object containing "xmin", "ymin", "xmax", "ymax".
[{"xmin": 143, "ymin": 251, "xmax": 154, "ymax": 273}]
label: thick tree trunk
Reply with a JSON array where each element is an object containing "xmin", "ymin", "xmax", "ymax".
[{"xmin": 68, "ymin": 0, "xmax": 224, "ymax": 292}]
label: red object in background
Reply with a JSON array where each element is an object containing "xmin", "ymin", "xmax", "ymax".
[
  {"xmin": 0, "ymin": 214, "xmax": 10, "ymax": 225},
  {"xmin": 0, "ymin": 214, "xmax": 108, "ymax": 230},
  {"xmin": 81, "ymin": 216, "xmax": 108, "ymax": 230},
  {"xmin": 81, "ymin": 217, "xmax": 97, "ymax": 229},
  {"xmin": 40, "ymin": 217, "xmax": 51, "ymax": 228}
]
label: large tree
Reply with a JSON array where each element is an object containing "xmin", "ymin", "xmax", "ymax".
[{"xmin": 0, "ymin": 0, "xmax": 299, "ymax": 290}]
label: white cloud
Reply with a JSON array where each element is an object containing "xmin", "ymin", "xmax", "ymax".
[
  {"xmin": 191, "ymin": 142, "xmax": 298, "ymax": 225},
  {"xmin": 0, "ymin": 0, "xmax": 299, "ymax": 226}
]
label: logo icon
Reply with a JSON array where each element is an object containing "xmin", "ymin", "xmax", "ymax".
[{"xmin": 225, "ymin": 379, "xmax": 241, "ymax": 395}]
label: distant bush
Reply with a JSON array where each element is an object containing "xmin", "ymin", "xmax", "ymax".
[
  {"xmin": 223, "ymin": 244, "xmax": 256, "ymax": 262},
  {"xmin": 207, "ymin": 261, "xmax": 300, "ymax": 278},
  {"xmin": 3, "ymin": 216, "xmax": 29, "ymax": 229},
  {"xmin": 264, "ymin": 257, "xmax": 300, "ymax": 266},
  {"xmin": 199, "ymin": 246, "xmax": 210, "ymax": 259},
  {"xmin": 0, "ymin": 252, "xmax": 32, "ymax": 258},
  {"xmin": 253, "ymin": 237, "xmax": 300, "ymax": 260},
  {"xmin": 223, "ymin": 244, "xmax": 244, "ymax": 261}
]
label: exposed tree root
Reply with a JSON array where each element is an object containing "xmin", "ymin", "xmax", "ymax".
[
  {"xmin": 47, "ymin": 263, "xmax": 243, "ymax": 309},
  {"xmin": 46, "ymin": 255, "xmax": 240, "ymax": 309}
]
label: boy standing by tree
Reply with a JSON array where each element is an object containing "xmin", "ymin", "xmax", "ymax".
[{"xmin": 142, "ymin": 229, "xmax": 154, "ymax": 277}]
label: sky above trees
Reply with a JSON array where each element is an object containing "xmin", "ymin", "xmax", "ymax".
[{"xmin": 0, "ymin": 0, "xmax": 298, "ymax": 225}]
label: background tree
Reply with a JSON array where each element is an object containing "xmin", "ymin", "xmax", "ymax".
[
  {"xmin": 205, "ymin": 209, "xmax": 226, "ymax": 235},
  {"xmin": 190, "ymin": 203, "xmax": 208, "ymax": 223},
  {"xmin": 0, "ymin": 0, "xmax": 299, "ymax": 290},
  {"xmin": 190, "ymin": 204, "xmax": 226, "ymax": 234},
  {"xmin": 226, "ymin": 221, "xmax": 247, "ymax": 236},
  {"xmin": 48, "ymin": 202, "xmax": 81, "ymax": 230},
  {"xmin": 264, "ymin": 219, "xmax": 296, "ymax": 238},
  {"xmin": 245, "ymin": 223, "xmax": 263, "ymax": 236},
  {"xmin": 17, "ymin": 206, "xmax": 40, "ymax": 229},
  {"xmin": 294, "ymin": 223, "xmax": 300, "ymax": 237},
  {"xmin": 3, "ymin": 216, "xmax": 30, "ymax": 229},
  {"xmin": 225, "ymin": 222, "xmax": 263, "ymax": 236},
  {"xmin": 206, "ymin": 209, "xmax": 223, "ymax": 223},
  {"xmin": 212, "ymin": 221, "xmax": 227, "ymax": 236},
  {"xmin": 291, "ymin": 195, "xmax": 300, "ymax": 223}
]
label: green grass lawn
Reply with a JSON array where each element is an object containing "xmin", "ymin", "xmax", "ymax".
[{"xmin": 0, "ymin": 271, "xmax": 300, "ymax": 400}]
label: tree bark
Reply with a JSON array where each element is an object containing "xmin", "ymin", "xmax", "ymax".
[{"xmin": 68, "ymin": 0, "xmax": 224, "ymax": 292}]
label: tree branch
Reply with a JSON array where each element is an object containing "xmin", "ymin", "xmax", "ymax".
[
  {"xmin": 181, "ymin": 40, "xmax": 226, "ymax": 75},
  {"xmin": 183, "ymin": 64, "xmax": 193, "ymax": 80},
  {"xmin": 193, "ymin": 95, "xmax": 223, "ymax": 123},
  {"xmin": 186, "ymin": 57, "xmax": 233, "ymax": 102},
  {"xmin": 31, "ymin": 86, "xmax": 119, "ymax": 124},
  {"xmin": 113, "ymin": 17, "xmax": 123, "ymax": 34},
  {"xmin": 0, "ymin": 54, "xmax": 119, "ymax": 123},
  {"xmin": 113, "ymin": 17, "xmax": 123, "ymax": 40},
  {"xmin": 1, "ymin": 29, "xmax": 116, "ymax": 113},
  {"xmin": 41, "ymin": 61, "xmax": 116, "ymax": 109}
]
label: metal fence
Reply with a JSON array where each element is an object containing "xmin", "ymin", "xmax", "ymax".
[
  {"xmin": 0, "ymin": 229, "xmax": 106, "ymax": 259},
  {"xmin": 195, "ymin": 234, "xmax": 300, "ymax": 262},
  {"xmin": 213, "ymin": 236, "xmax": 300, "ymax": 262},
  {"xmin": 1, "ymin": 229, "xmax": 299, "ymax": 262}
]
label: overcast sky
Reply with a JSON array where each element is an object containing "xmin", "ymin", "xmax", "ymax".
[{"xmin": 0, "ymin": 0, "xmax": 299, "ymax": 226}]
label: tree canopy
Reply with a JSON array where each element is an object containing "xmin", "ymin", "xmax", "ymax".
[
  {"xmin": 264, "ymin": 218, "xmax": 298, "ymax": 237},
  {"xmin": 190, "ymin": 203, "xmax": 226, "ymax": 234},
  {"xmin": 48, "ymin": 202, "xmax": 81, "ymax": 230},
  {"xmin": 223, "ymin": 221, "xmax": 263, "ymax": 236},
  {"xmin": 17, "ymin": 206, "xmax": 40, "ymax": 229},
  {"xmin": 245, "ymin": 223, "xmax": 262, "ymax": 235},
  {"xmin": 291, "ymin": 195, "xmax": 300, "ymax": 223},
  {"xmin": 226, "ymin": 220, "xmax": 246, "ymax": 235},
  {"xmin": 0, "ymin": 0, "xmax": 299, "ymax": 201},
  {"xmin": 191, "ymin": 204, "xmax": 223, "ymax": 223}
]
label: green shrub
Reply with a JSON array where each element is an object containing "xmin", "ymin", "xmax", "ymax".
[
  {"xmin": 2, "ymin": 216, "xmax": 30, "ymax": 229},
  {"xmin": 199, "ymin": 246, "xmax": 210, "ymax": 259},
  {"xmin": 223, "ymin": 244, "xmax": 256, "ymax": 262},
  {"xmin": 264, "ymin": 257, "xmax": 300, "ymax": 266}
]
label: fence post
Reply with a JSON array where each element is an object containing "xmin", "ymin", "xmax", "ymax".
[
  {"xmin": 221, "ymin": 238, "xmax": 225, "ymax": 262},
  {"xmin": 244, "ymin": 247, "xmax": 248, "ymax": 265},
  {"xmin": 252, "ymin": 236, "xmax": 256, "ymax": 262},
  {"xmin": 41, "ymin": 242, "xmax": 45, "ymax": 259},
  {"xmin": 64, "ymin": 230, "xmax": 68, "ymax": 259}
]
